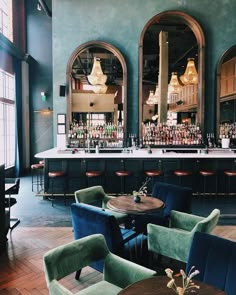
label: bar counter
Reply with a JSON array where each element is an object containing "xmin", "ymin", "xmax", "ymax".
[
  {"xmin": 35, "ymin": 147, "xmax": 236, "ymax": 159},
  {"xmin": 35, "ymin": 147, "xmax": 236, "ymax": 195}
]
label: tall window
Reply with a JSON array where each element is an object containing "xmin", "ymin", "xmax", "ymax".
[
  {"xmin": 0, "ymin": 0, "xmax": 13, "ymax": 41},
  {"xmin": 0, "ymin": 69, "xmax": 15, "ymax": 168}
]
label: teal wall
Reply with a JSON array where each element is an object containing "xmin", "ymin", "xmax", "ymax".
[{"xmin": 52, "ymin": 0, "xmax": 236, "ymax": 144}]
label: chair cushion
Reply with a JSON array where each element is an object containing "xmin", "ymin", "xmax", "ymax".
[{"xmin": 77, "ymin": 281, "xmax": 122, "ymax": 295}]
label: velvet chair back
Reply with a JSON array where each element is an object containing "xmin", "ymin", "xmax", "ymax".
[
  {"xmin": 71, "ymin": 203, "xmax": 145, "ymax": 272},
  {"xmin": 187, "ymin": 232, "xmax": 236, "ymax": 295},
  {"xmin": 152, "ymin": 181, "xmax": 192, "ymax": 218},
  {"xmin": 135, "ymin": 181, "xmax": 192, "ymax": 232}
]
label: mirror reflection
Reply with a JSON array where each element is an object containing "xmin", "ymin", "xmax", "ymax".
[
  {"xmin": 142, "ymin": 14, "xmax": 198, "ymax": 126},
  {"xmin": 217, "ymin": 45, "xmax": 236, "ymax": 146},
  {"xmin": 67, "ymin": 42, "xmax": 127, "ymax": 149}
]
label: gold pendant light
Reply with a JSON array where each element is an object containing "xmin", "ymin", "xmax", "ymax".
[{"xmin": 181, "ymin": 58, "xmax": 198, "ymax": 85}]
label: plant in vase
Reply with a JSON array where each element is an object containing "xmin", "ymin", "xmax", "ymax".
[
  {"xmin": 133, "ymin": 177, "xmax": 151, "ymax": 203},
  {"xmin": 165, "ymin": 266, "xmax": 200, "ymax": 295}
]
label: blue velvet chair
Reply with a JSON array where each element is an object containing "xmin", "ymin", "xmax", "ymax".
[
  {"xmin": 135, "ymin": 181, "xmax": 192, "ymax": 232},
  {"xmin": 186, "ymin": 232, "xmax": 236, "ymax": 295},
  {"xmin": 71, "ymin": 203, "xmax": 147, "ymax": 277}
]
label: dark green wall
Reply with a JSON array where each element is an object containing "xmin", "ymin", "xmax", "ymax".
[
  {"xmin": 26, "ymin": 0, "xmax": 53, "ymax": 163},
  {"xmin": 27, "ymin": 0, "xmax": 236, "ymax": 156}
]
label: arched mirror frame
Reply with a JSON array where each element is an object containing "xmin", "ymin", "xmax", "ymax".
[
  {"xmin": 139, "ymin": 10, "xmax": 205, "ymax": 137},
  {"xmin": 216, "ymin": 44, "xmax": 236, "ymax": 136},
  {"xmin": 66, "ymin": 40, "xmax": 127, "ymax": 134}
]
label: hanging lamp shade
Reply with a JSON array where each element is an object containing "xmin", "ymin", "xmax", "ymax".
[
  {"xmin": 87, "ymin": 57, "xmax": 107, "ymax": 85},
  {"xmin": 181, "ymin": 58, "xmax": 198, "ymax": 85}
]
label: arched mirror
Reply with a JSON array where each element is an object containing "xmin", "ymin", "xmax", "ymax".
[
  {"xmin": 139, "ymin": 11, "xmax": 205, "ymax": 139},
  {"xmin": 216, "ymin": 45, "xmax": 236, "ymax": 147},
  {"xmin": 66, "ymin": 41, "xmax": 127, "ymax": 149}
]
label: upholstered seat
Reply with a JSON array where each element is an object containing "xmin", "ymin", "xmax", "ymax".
[
  {"xmin": 48, "ymin": 171, "xmax": 67, "ymax": 206},
  {"xmin": 31, "ymin": 163, "xmax": 44, "ymax": 192},
  {"xmin": 43, "ymin": 234, "xmax": 156, "ymax": 295},
  {"xmin": 134, "ymin": 181, "xmax": 192, "ymax": 232},
  {"xmin": 148, "ymin": 208, "xmax": 220, "ymax": 263},
  {"xmin": 115, "ymin": 170, "xmax": 132, "ymax": 194},
  {"xmin": 186, "ymin": 232, "xmax": 236, "ymax": 295},
  {"xmin": 74, "ymin": 185, "xmax": 128, "ymax": 224},
  {"xmin": 71, "ymin": 203, "xmax": 148, "ymax": 275}
]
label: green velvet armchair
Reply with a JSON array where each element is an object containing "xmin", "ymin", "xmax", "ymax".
[
  {"xmin": 147, "ymin": 208, "xmax": 220, "ymax": 263},
  {"xmin": 74, "ymin": 186, "xmax": 128, "ymax": 224},
  {"xmin": 43, "ymin": 234, "xmax": 156, "ymax": 295}
]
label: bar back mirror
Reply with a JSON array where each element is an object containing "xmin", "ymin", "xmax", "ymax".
[
  {"xmin": 66, "ymin": 41, "xmax": 127, "ymax": 148},
  {"xmin": 216, "ymin": 45, "xmax": 236, "ymax": 146},
  {"xmin": 139, "ymin": 10, "xmax": 205, "ymax": 136}
]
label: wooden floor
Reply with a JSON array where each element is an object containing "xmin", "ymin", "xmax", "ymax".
[{"xmin": 0, "ymin": 225, "xmax": 236, "ymax": 294}]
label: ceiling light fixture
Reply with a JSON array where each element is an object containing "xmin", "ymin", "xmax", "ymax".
[
  {"xmin": 146, "ymin": 85, "xmax": 159, "ymax": 105},
  {"xmin": 168, "ymin": 72, "xmax": 183, "ymax": 93},
  {"xmin": 87, "ymin": 57, "xmax": 107, "ymax": 94},
  {"xmin": 181, "ymin": 58, "xmax": 198, "ymax": 85}
]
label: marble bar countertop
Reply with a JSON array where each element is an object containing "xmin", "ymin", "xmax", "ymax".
[{"xmin": 35, "ymin": 147, "xmax": 236, "ymax": 159}]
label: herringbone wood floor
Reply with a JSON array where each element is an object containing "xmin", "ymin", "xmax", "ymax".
[{"xmin": 0, "ymin": 225, "xmax": 236, "ymax": 294}]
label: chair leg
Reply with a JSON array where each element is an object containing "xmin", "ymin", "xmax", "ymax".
[{"xmin": 75, "ymin": 269, "xmax": 82, "ymax": 280}]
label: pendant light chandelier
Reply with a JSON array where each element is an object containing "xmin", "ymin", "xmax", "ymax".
[
  {"xmin": 168, "ymin": 72, "xmax": 183, "ymax": 93},
  {"xmin": 181, "ymin": 58, "xmax": 198, "ymax": 85},
  {"xmin": 146, "ymin": 85, "xmax": 159, "ymax": 105},
  {"xmin": 87, "ymin": 57, "xmax": 108, "ymax": 93}
]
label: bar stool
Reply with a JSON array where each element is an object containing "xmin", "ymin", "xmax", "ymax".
[
  {"xmin": 224, "ymin": 170, "xmax": 236, "ymax": 197},
  {"xmin": 31, "ymin": 162, "xmax": 44, "ymax": 193},
  {"xmin": 85, "ymin": 170, "xmax": 104, "ymax": 187},
  {"xmin": 144, "ymin": 170, "xmax": 163, "ymax": 192},
  {"xmin": 174, "ymin": 169, "xmax": 192, "ymax": 185},
  {"xmin": 199, "ymin": 169, "xmax": 217, "ymax": 197},
  {"xmin": 48, "ymin": 171, "xmax": 67, "ymax": 207},
  {"xmin": 115, "ymin": 170, "xmax": 132, "ymax": 194}
]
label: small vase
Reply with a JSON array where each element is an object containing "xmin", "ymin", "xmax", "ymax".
[{"xmin": 133, "ymin": 194, "xmax": 141, "ymax": 203}]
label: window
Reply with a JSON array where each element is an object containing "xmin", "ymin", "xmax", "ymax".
[
  {"xmin": 0, "ymin": 0, "xmax": 13, "ymax": 41},
  {"xmin": 0, "ymin": 69, "xmax": 15, "ymax": 168}
]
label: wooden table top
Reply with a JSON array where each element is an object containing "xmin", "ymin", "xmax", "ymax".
[
  {"xmin": 107, "ymin": 195, "xmax": 164, "ymax": 215},
  {"xmin": 118, "ymin": 276, "xmax": 226, "ymax": 295}
]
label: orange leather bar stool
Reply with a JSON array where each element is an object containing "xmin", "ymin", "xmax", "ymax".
[
  {"xmin": 85, "ymin": 170, "xmax": 104, "ymax": 187},
  {"xmin": 224, "ymin": 170, "xmax": 236, "ymax": 196},
  {"xmin": 144, "ymin": 170, "xmax": 163, "ymax": 192},
  {"xmin": 115, "ymin": 170, "xmax": 132, "ymax": 194},
  {"xmin": 48, "ymin": 171, "xmax": 67, "ymax": 207},
  {"xmin": 174, "ymin": 169, "xmax": 192, "ymax": 185},
  {"xmin": 199, "ymin": 170, "xmax": 217, "ymax": 197},
  {"xmin": 31, "ymin": 162, "xmax": 44, "ymax": 193}
]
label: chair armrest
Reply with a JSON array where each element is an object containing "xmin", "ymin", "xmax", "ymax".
[
  {"xmin": 103, "ymin": 194, "xmax": 114, "ymax": 208},
  {"xmin": 49, "ymin": 280, "xmax": 73, "ymax": 295},
  {"xmin": 170, "ymin": 210, "xmax": 204, "ymax": 231},
  {"xmin": 104, "ymin": 252, "xmax": 156, "ymax": 289}
]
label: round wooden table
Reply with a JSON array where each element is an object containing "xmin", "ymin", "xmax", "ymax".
[
  {"xmin": 107, "ymin": 195, "xmax": 164, "ymax": 215},
  {"xmin": 118, "ymin": 276, "xmax": 226, "ymax": 295}
]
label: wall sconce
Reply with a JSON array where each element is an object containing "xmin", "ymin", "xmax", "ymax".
[{"xmin": 41, "ymin": 92, "xmax": 47, "ymax": 101}]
